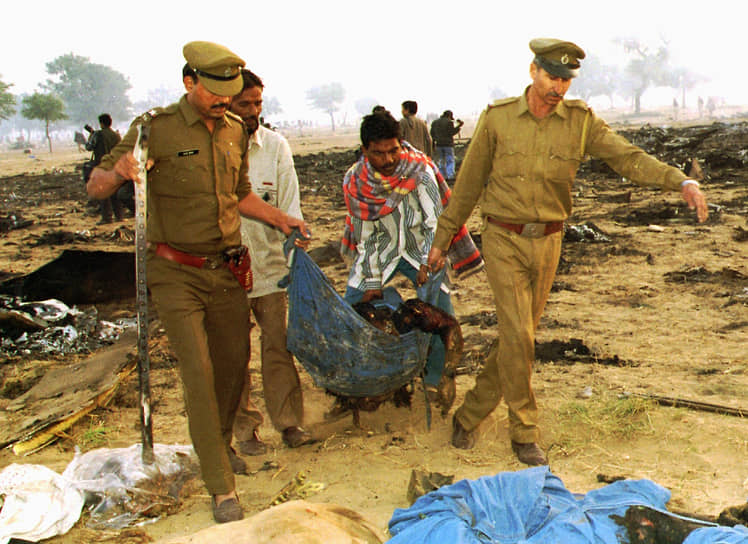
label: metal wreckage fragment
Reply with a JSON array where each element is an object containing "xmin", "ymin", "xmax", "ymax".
[{"xmin": 0, "ymin": 295, "xmax": 134, "ymax": 358}]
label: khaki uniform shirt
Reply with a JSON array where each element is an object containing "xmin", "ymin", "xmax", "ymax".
[
  {"xmin": 433, "ymin": 89, "xmax": 687, "ymax": 250},
  {"xmin": 99, "ymin": 96, "xmax": 251, "ymax": 255}
]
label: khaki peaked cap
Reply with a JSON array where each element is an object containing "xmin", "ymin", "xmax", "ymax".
[
  {"xmin": 183, "ymin": 41, "xmax": 245, "ymax": 97},
  {"xmin": 530, "ymin": 38, "xmax": 586, "ymax": 78}
]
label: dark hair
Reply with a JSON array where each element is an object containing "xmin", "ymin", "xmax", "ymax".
[
  {"xmin": 98, "ymin": 113, "xmax": 112, "ymax": 127},
  {"xmin": 442, "ymin": 110, "xmax": 453, "ymax": 118},
  {"xmin": 240, "ymin": 68, "xmax": 264, "ymax": 92},
  {"xmin": 361, "ymin": 112, "xmax": 400, "ymax": 148},
  {"xmin": 182, "ymin": 63, "xmax": 197, "ymax": 81},
  {"xmin": 401, "ymin": 100, "xmax": 418, "ymax": 115},
  {"xmin": 372, "ymin": 104, "xmax": 387, "ymax": 114}
]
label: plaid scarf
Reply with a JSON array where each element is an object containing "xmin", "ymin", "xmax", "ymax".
[{"xmin": 341, "ymin": 141, "xmax": 483, "ymax": 278}]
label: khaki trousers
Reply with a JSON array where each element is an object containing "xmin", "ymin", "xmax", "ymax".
[
  {"xmin": 455, "ymin": 221, "xmax": 561, "ymax": 443},
  {"xmin": 147, "ymin": 254, "xmax": 250, "ymax": 495},
  {"xmin": 234, "ymin": 291, "xmax": 303, "ymax": 438}
]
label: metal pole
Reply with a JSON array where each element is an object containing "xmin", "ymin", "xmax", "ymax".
[{"xmin": 133, "ymin": 123, "xmax": 154, "ymax": 465}]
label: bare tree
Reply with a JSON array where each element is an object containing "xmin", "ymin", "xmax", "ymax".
[
  {"xmin": 489, "ymin": 86, "xmax": 508, "ymax": 101},
  {"xmin": 306, "ymin": 83, "xmax": 345, "ymax": 131},
  {"xmin": 615, "ymin": 37, "xmax": 674, "ymax": 113},
  {"xmin": 571, "ymin": 53, "xmax": 620, "ymax": 108},
  {"xmin": 133, "ymin": 85, "xmax": 183, "ymax": 112},
  {"xmin": 671, "ymin": 67, "xmax": 707, "ymax": 110},
  {"xmin": 355, "ymin": 97, "xmax": 380, "ymax": 116},
  {"xmin": 263, "ymin": 96, "xmax": 283, "ymax": 117}
]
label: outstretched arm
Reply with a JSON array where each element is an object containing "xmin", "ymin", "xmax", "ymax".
[{"xmin": 681, "ymin": 181, "xmax": 708, "ymax": 223}]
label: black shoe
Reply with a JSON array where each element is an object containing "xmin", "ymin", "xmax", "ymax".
[
  {"xmin": 282, "ymin": 426, "xmax": 316, "ymax": 448},
  {"xmin": 212, "ymin": 496, "xmax": 244, "ymax": 523},
  {"xmin": 227, "ymin": 447, "xmax": 247, "ymax": 474},
  {"xmin": 451, "ymin": 415, "xmax": 475, "ymax": 449},
  {"xmin": 511, "ymin": 441, "xmax": 548, "ymax": 466},
  {"xmin": 236, "ymin": 429, "xmax": 268, "ymax": 456}
]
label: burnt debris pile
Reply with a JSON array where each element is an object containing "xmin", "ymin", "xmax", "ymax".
[{"xmin": 0, "ymin": 295, "xmax": 134, "ymax": 359}]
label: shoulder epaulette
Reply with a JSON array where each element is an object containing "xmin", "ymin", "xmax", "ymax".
[
  {"xmin": 138, "ymin": 104, "xmax": 177, "ymax": 123},
  {"xmin": 564, "ymin": 98, "xmax": 590, "ymax": 111},
  {"xmin": 486, "ymin": 96, "xmax": 520, "ymax": 110}
]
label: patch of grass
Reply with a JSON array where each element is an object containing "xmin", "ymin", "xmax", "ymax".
[
  {"xmin": 78, "ymin": 419, "xmax": 116, "ymax": 450},
  {"xmin": 553, "ymin": 395, "xmax": 655, "ymax": 452}
]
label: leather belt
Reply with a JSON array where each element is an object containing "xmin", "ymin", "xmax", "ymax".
[
  {"xmin": 154, "ymin": 243, "xmax": 224, "ymax": 269},
  {"xmin": 486, "ymin": 217, "xmax": 564, "ymax": 238}
]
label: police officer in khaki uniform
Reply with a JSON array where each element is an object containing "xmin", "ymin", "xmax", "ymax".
[
  {"xmin": 88, "ymin": 41, "xmax": 308, "ymax": 523},
  {"xmin": 427, "ymin": 38, "xmax": 708, "ymax": 466}
]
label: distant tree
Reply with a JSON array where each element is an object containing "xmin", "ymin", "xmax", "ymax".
[
  {"xmin": 306, "ymin": 82, "xmax": 345, "ymax": 131},
  {"xmin": 671, "ymin": 67, "xmax": 707, "ymax": 110},
  {"xmin": 3, "ymin": 93, "xmax": 36, "ymax": 142},
  {"xmin": 43, "ymin": 53, "xmax": 132, "ymax": 125},
  {"xmin": 263, "ymin": 96, "xmax": 283, "ymax": 117},
  {"xmin": 133, "ymin": 85, "xmax": 183, "ymax": 113},
  {"xmin": 21, "ymin": 92, "xmax": 67, "ymax": 152},
  {"xmin": 0, "ymin": 75, "xmax": 16, "ymax": 122},
  {"xmin": 615, "ymin": 37, "xmax": 674, "ymax": 113},
  {"xmin": 488, "ymin": 86, "xmax": 508, "ymax": 102},
  {"xmin": 354, "ymin": 97, "xmax": 379, "ymax": 116},
  {"xmin": 571, "ymin": 54, "xmax": 620, "ymax": 107}
]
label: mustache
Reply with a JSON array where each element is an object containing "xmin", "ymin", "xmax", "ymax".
[
  {"xmin": 211, "ymin": 102, "xmax": 230, "ymax": 110},
  {"xmin": 549, "ymin": 91, "xmax": 563, "ymax": 98}
]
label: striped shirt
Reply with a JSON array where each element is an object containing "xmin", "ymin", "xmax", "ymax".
[{"xmin": 346, "ymin": 166, "xmax": 443, "ymax": 291}]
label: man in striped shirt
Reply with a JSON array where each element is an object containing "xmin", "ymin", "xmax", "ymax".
[{"xmin": 341, "ymin": 111, "xmax": 454, "ymax": 399}]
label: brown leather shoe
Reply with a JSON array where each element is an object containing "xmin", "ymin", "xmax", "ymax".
[
  {"xmin": 282, "ymin": 426, "xmax": 316, "ymax": 448},
  {"xmin": 236, "ymin": 430, "xmax": 268, "ymax": 456},
  {"xmin": 451, "ymin": 415, "xmax": 475, "ymax": 449},
  {"xmin": 511, "ymin": 441, "xmax": 548, "ymax": 466},
  {"xmin": 212, "ymin": 496, "xmax": 244, "ymax": 524},
  {"xmin": 227, "ymin": 447, "xmax": 247, "ymax": 474}
]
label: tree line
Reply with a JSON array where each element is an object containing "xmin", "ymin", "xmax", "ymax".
[{"xmin": 0, "ymin": 38, "xmax": 707, "ymax": 152}]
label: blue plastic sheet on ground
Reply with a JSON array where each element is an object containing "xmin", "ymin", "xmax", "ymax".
[
  {"xmin": 284, "ymin": 243, "xmax": 444, "ymax": 398},
  {"xmin": 387, "ymin": 466, "xmax": 748, "ymax": 543}
]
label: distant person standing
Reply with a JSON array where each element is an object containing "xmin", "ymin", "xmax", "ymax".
[
  {"xmin": 430, "ymin": 110, "xmax": 464, "ymax": 181},
  {"xmin": 399, "ymin": 100, "xmax": 432, "ymax": 156},
  {"xmin": 74, "ymin": 131, "xmax": 87, "ymax": 152},
  {"xmin": 85, "ymin": 114, "xmax": 122, "ymax": 224},
  {"xmin": 228, "ymin": 68, "xmax": 315, "ymax": 455},
  {"xmin": 706, "ymin": 97, "xmax": 716, "ymax": 117}
]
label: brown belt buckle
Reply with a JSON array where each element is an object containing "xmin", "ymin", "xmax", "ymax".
[{"xmin": 520, "ymin": 223, "xmax": 545, "ymax": 238}]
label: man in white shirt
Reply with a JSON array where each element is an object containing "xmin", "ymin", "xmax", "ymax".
[{"xmin": 230, "ymin": 69, "xmax": 314, "ymax": 453}]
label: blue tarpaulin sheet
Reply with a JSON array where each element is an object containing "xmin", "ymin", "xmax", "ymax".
[
  {"xmin": 285, "ymin": 244, "xmax": 444, "ymax": 398},
  {"xmin": 387, "ymin": 466, "xmax": 748, "ymax": 543}
]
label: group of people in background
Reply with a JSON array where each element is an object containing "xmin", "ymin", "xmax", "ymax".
[{"xmin": 85, "ymin": 37, "xmax": 708, "ymax": 524}]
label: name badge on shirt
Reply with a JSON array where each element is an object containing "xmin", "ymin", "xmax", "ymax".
[{"xmin": 177, "ymin": 149, "xmax": 199, "ymax": 157}]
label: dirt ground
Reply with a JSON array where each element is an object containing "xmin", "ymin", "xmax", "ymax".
[{"xmin": 0, "ymin": 116, "xmax": 746, "ymax": 543}]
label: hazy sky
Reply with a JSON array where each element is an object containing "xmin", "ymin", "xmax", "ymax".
[{"xmin": 2, "ymin": 0, "xmax": 745, "ymax": 124}]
